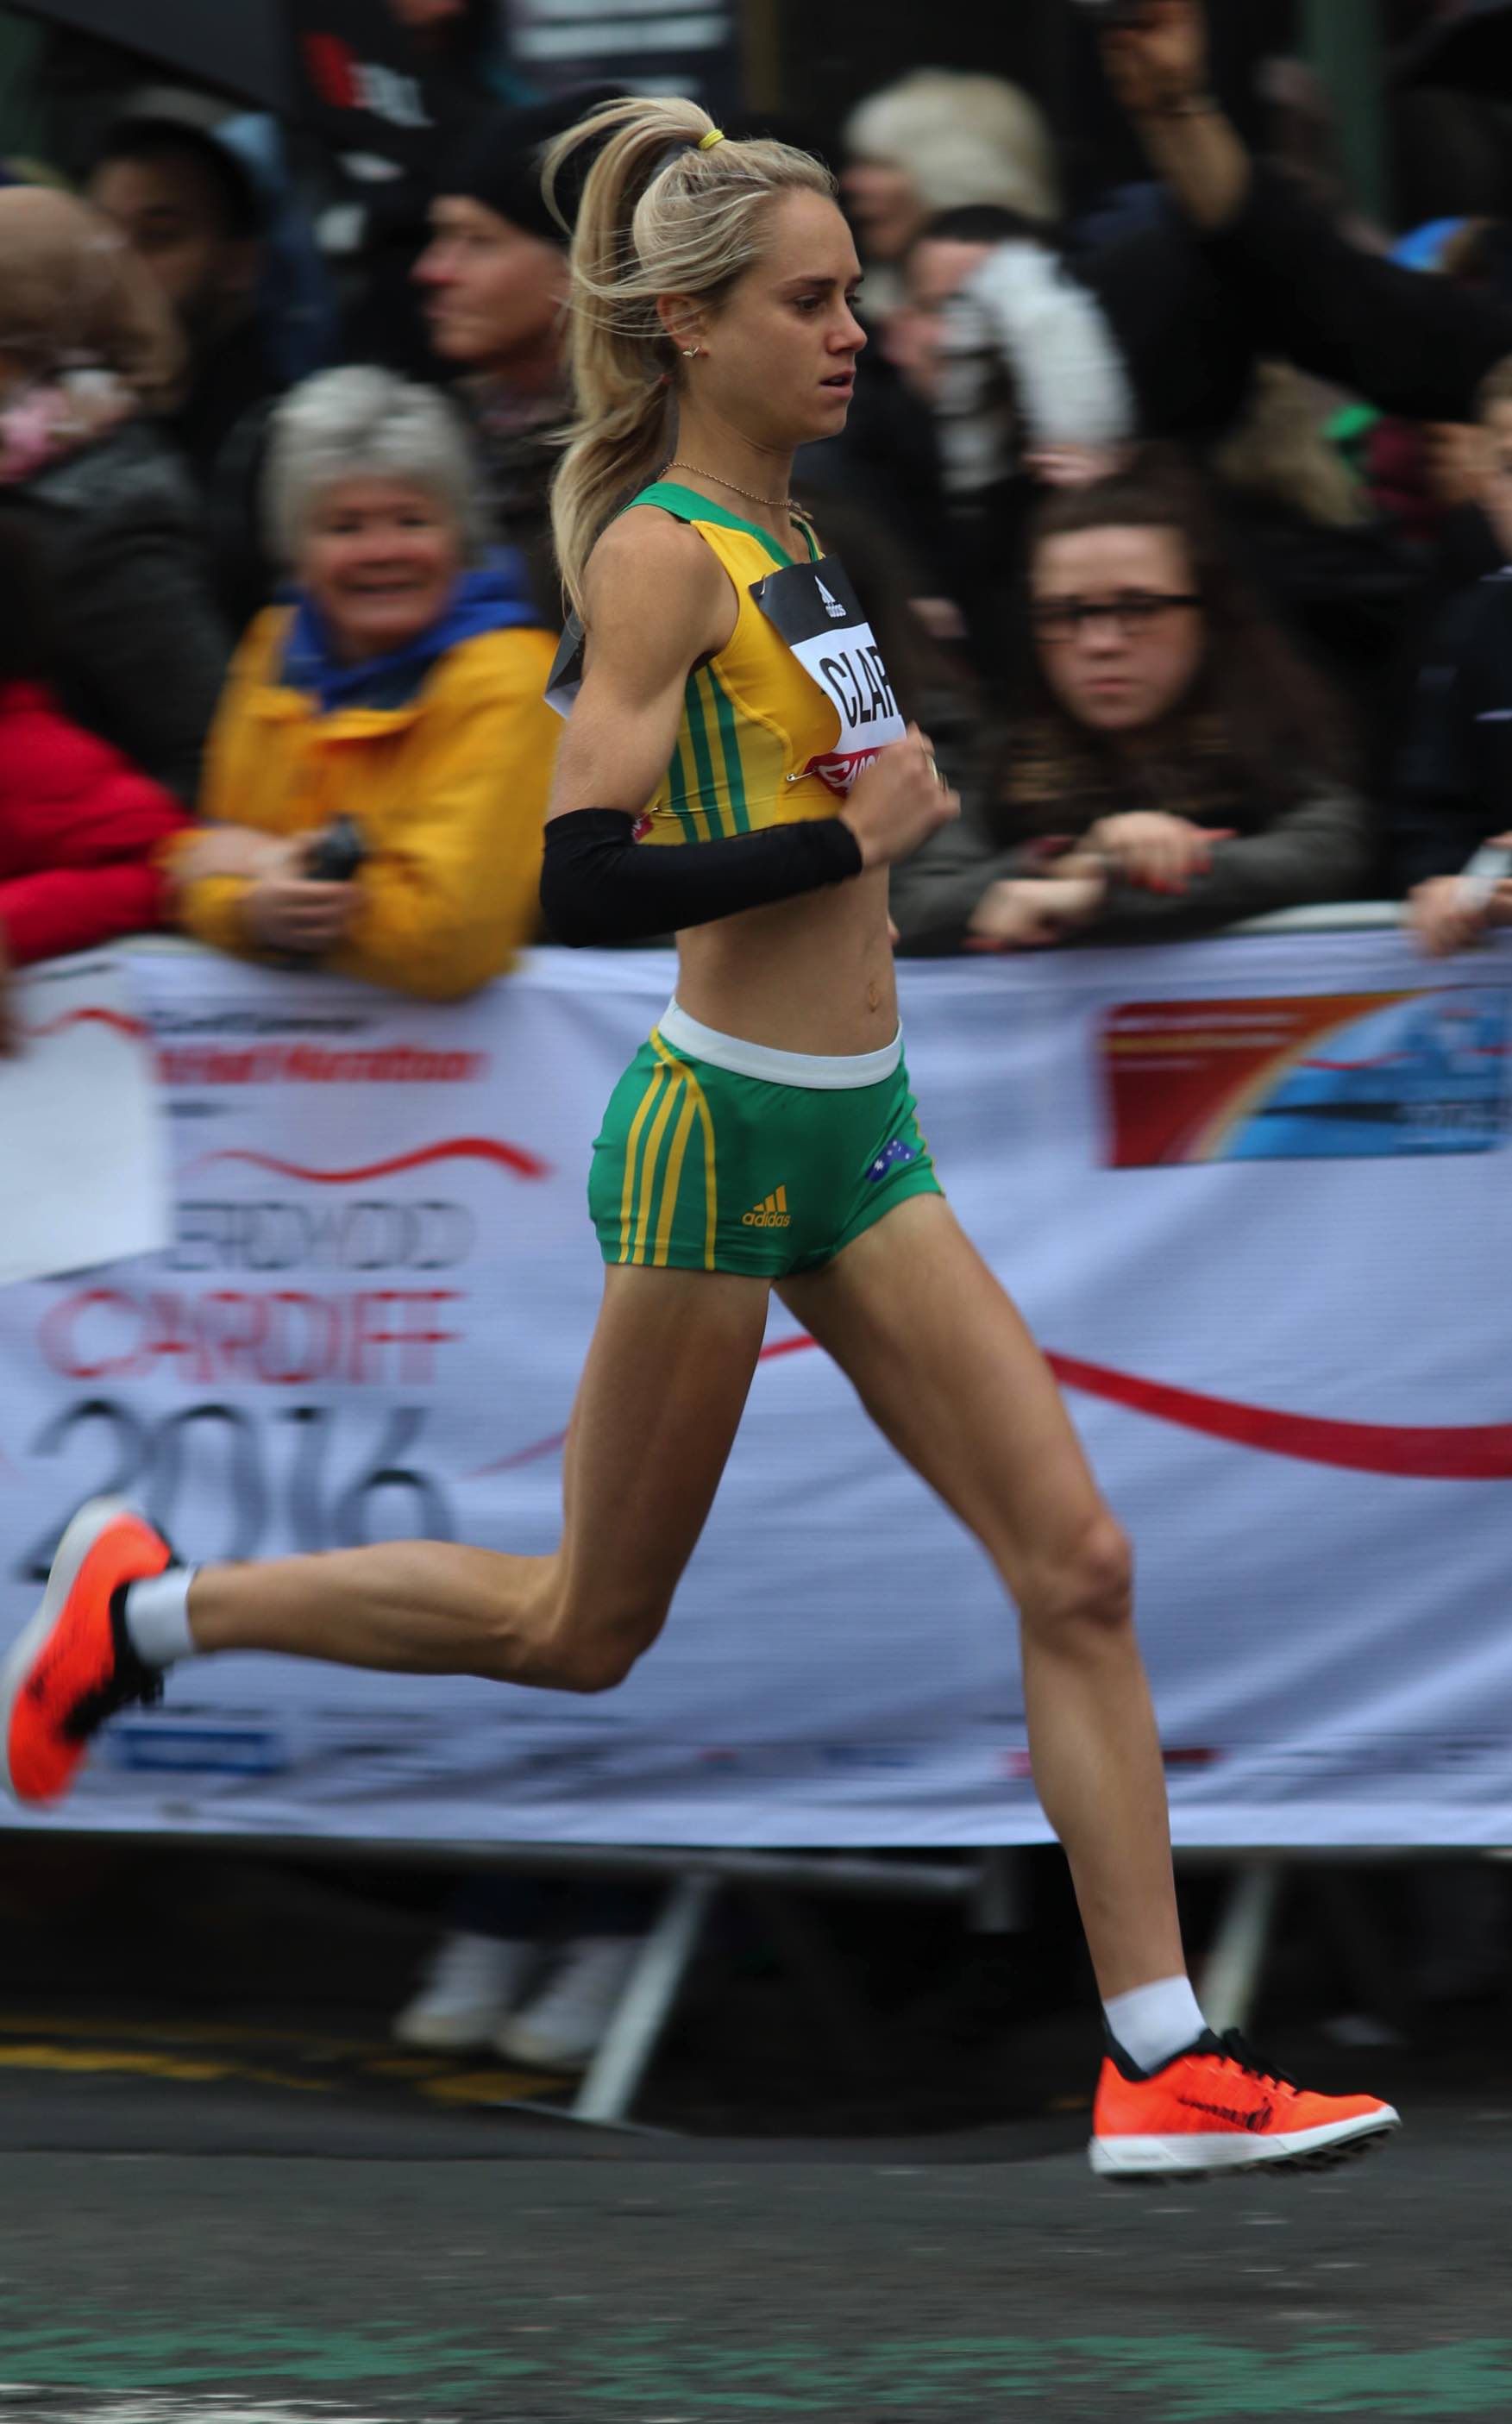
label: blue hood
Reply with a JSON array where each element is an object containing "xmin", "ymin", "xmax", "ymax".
[{"xmin": 282, "ymin": 553, "xmax": 543, "ymax": 713}]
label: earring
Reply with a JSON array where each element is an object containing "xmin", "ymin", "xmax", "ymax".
[{"xmin": 681, "ymin": 345, "xmax": 700, "ymax": 359}]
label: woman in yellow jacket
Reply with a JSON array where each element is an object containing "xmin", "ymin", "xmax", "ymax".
[{"xmin": 169, "ymin": 366, "xmax": 561, "ymax": 1000}]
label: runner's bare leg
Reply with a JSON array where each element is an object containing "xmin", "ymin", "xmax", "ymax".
[
  {"xmin": 781, "ymin": 1193, "xmax": 1183, "ymax": 2001},
  {"xmin": 187, "ymin": 1263, "xmax": 770, "ymax": 1695}
]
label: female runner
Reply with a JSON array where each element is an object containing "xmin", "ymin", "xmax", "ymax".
[{"xmin": 1, "ymin": 96, "xmax": 1396, "ymax": 2180}]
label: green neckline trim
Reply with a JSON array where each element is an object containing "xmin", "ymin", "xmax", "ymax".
[{"xmin": 627, "ymin": 480, "xmax": 818, "ymax": 568}]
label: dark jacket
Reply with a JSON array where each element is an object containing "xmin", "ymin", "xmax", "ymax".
[
  {"xmin": 1392, "ymin": 568, "xmax": 1512, "ymax": 890},
  {"xmin": 938, "ymin": 173, "xmax": 1512, "ymax": 674},
  {"xmin": 171, "ymin": 315, "xmax": 282, "ymax": 497},
  {"xmin": 1203, "ymin": 165, "xmax": 1512, "ymax": 425},
  {"xmin": 891, "ymin": 754, "xmax": 1375, "ymax": 954},
  {"xmin": 0, "ymin": 420, "xmax": 231, "ymax": 803},
  {"xmin": 171, "ymin": 317, "xmax": 285, "ymax": 631},
  {"xmin": 795, "ymin": 355, "xmax": 956, "ymax": 605}
]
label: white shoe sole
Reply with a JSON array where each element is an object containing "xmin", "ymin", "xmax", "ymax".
[
  {"xmin": 1089, "ymin": 2104, "xmax": 1401, "ymax": 2180},
  {"xmin": 0, "ymin": 1496, "xmax": 137, "ymax": 1802}
]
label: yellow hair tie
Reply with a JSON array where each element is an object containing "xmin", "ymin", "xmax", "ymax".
[{"xmin": 697, "ymin": 129, "xmax": 725, "ymax": 150}]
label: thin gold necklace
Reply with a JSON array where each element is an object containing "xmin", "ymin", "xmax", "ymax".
[{"xmin": 663, "ymin": 460, "xmax": 796, "ymax": 516}]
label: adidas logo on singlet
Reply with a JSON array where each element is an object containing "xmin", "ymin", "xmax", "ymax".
[
  {"xmin": 815, "ymin": 577, "xmax": 847, "ymax": 622},
  {"xmin": 743, "ymin": 1185, "xmax": 792, "ymax": 1229}
]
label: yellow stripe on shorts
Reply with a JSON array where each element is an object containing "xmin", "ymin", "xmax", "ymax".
[
  {"xmin": 632, "ymin": 1058, "xmax": 686, "ymax": 1265},
  {"xmin": 654, "ymin": 1079, "xmax": 700, "ymax": 1267},
  {"xmin": 618, "ymin": 1055, "xmax": 667, "ymax": 1264},
  {"xmin": 650, "ymin": 1035, "xmax": 718, "ymax": 1270}
]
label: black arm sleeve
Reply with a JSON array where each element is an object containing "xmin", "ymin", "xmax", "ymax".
[{"xmin": 539, "ymin": 807, "xmax": 864, "ymax": 947}]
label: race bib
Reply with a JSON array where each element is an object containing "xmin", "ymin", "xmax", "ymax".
[{"xmin": 750, "ymin": 555, "xmax": 907, "ymax": 795}]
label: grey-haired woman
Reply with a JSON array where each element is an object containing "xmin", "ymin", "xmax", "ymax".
[{"xmin": 167, "ymin": 365, "xmax": 561, "ymax": 994}]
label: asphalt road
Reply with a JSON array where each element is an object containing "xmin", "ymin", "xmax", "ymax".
[
  {"xmin": 0, "ymin": 1847, "xmax": 1505, "ymax": 2420},
  {"xmin": 0, "ymin": 2068, "xmax": 1503, "ymax": 2423}
]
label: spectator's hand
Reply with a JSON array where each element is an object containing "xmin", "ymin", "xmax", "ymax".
[
  {"xmin": 1089, "ymin": 811, "xmax": 1233, "ymax": 893},
  {"xmin": 1490, "ymin": 833, "xmax": 1512, "ymax": 927},
  {"xmin": 966, "ymin": 875, "xmax": 1104, "ymax": 951},
  {"xmin": 242, "ymin": 876, "xmax": 359, "ymax": 957},
  {"xmin": 174, "ymin": 827, "xmax": 299, "ymax": 887},
  {"xmin": 912, "ymin": 597, "xmax": 968, "ymax": 644},
  {"xmin": 1409, "ymin": 875, "xmax": 1493, "ymax": 958},
  {"xmin": 841, "ymin": 725, "xmax": 960, "ymax": 870},
  {"xmin": 1101, "ymin": 0, "xmax": 1209, "ymax": 119}
]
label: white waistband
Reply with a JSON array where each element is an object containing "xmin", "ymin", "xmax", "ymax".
[{"xmin": 656, "ymin": 999, "xmax": 903, "ymax": 1090}]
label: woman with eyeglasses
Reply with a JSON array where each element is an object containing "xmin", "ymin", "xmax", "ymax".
[{"xmin": 892, "ymin": 456, "xmax": 1375, "ymax": 954}]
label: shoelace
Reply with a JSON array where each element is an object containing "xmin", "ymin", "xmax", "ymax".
[{"xmin": 1213, "ymin": 2028, "xmax": 1298, "ymax": 2094}]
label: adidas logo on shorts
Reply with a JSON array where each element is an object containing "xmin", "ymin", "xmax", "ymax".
[{"xmin": 743, "ymin": 1185, "xmax": 791, "ymax": 1229}]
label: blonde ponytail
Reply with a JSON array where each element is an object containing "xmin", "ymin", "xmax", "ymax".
[{"xmin": 543, "ymin": 97, "xmax": 836, "ymax": 618}]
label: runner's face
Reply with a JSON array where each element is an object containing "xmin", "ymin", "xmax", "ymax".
[
  {"xmin": 685, "ymin": 190, "xmax": 866, "ymax": 449},
  {"xmin": 1032, "ymin": 525, "xmax": 1206, "ymax": 734},
  {"xmin": 298, "ymin": 478, "xmax": 462, "ymax": 663}
]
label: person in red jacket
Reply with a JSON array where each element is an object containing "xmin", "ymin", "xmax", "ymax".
[
  {"xmin": 0, "ymin": 523, "xmax": 190, "ymax": 966},
  {"xmin": 0, "ymin": 687, "xmax": 190, "ymax": 964}
]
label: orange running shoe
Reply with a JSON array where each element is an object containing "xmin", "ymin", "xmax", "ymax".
[
  {"xmin": 1090, "ymin": 2028, "xmax": 1400, "ymax": 2180},
  {"xmin": 1, "ymin": 1498, "xmax": 175, "ymax": 1805}
]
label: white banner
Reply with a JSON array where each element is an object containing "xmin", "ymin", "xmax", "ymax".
[
  {"xmin": 1, "ymin": 958, "xmax": 169, "ymax": 1287},
  {"xmin": 0, "ymin": 933, "xmax": 1509, "ymax": 1849}
]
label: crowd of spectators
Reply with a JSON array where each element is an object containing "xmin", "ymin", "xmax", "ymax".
[
  {"xmin": 9, "ymin": 0, "xmax": 1512, "ymax": 2061},
  {"xmin": 4, "ymin": 1, "xmax": 1512, "ymax": 1021},
  {"xmin": 3, "ymin": 1, "xmax": 1512, "ymax": 1033}
]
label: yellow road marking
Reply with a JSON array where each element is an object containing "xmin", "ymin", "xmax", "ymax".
[{"xmin": 0, "ymin": 2043, "xmax": 330, "ymax": 2092}]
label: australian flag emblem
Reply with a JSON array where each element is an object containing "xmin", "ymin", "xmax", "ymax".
[{"xmin": 865, "ymin": 1136, "xmax": 919, "ymax": 1184}]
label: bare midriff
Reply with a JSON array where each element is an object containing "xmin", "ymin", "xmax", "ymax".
[{"xmin": 672, "ymin": 864, "xmax": 897, "ymax": 1058}]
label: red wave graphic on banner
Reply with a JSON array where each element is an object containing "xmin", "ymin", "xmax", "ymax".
[
  {"xmin": 192, "ymin": 1138, "xmax": 551, "ymax": 1184},
  {"xmin": 22, "ymin": 1007, "xmax": 150, "ymax": 1043},
  {"xmin": 1046, "ymin": 1353, "xmax": 1512, "ymax": 1480},
  {"xmin": 469, "ymin": 1337, "xmax": 1512, "ymax": 1485}
]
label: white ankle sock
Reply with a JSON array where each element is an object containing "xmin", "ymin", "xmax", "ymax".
[
  {"xmin": 1102, "ymin": 1975, "xmax": 1207, "ymax": 2074},
  {"xmin": 122, "ymin": 1568, "xmax": 198, "ymax": 1668}
]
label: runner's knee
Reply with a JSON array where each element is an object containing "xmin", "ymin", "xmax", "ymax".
[
  {"xmin": 541, "ymin": 1590, "xmax": 671, "ymax": 1694},
  {"xmin": 1019, "ymin": 1509, "xmax": 1133, "ymax": 1642}
]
